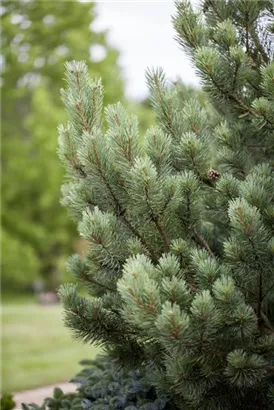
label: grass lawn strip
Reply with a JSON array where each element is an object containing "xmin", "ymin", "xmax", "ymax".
[{"xmin": 2, "ymin": 301, "xmax": 99, "ymax": 392}]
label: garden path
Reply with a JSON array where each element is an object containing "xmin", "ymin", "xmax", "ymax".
[{"xmin": 14, "ymin": 383, "xmax": 76, "ymax": 409}]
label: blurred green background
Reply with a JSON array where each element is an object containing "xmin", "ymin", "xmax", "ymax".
[{"xmin": 1, "ymin": 0, "xmax": 125, "ymax": 293}]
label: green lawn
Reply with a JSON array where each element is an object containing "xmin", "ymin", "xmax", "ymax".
[{"xmin": 2, "ymin": 297, "xmax": 100, "ymax": 393}]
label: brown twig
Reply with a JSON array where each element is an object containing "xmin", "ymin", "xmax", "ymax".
[
  {"xmin": 144, "ymin": 186, "xmax": 170, "ymax": 253},
  {"xmin": 80, "ymin": 271, "xmax": 116, "ymax": 292},
  {"xmin": 193, "ymin": 230, "xmax": 214, "ymax": 257},
  {"xmin": 260, "ymin": 310, "xmax": 274, "ymax": 332}
]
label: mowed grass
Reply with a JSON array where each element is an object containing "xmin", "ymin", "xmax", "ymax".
[{"xmin": 2, "ymin": 297, "xmax": 100, "ymax": 393}]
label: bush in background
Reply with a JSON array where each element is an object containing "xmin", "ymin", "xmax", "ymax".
[{"xmin": 1, "ymin": 393, "xmax": 16, "ymax": 410}]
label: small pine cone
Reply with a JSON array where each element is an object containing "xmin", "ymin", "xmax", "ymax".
[{"xmin": 208, "ymin": 169, "xmax": 221, "ymax": 180}]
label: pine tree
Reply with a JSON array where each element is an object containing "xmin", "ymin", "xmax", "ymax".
[{"xmin": 58, "ymin": 1, "xmax": 274, "ymax": 409}]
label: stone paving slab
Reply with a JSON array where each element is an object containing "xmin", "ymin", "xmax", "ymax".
[{"xmin": 14, "ymin": 383, "xmax": 76, "ymax": 409}]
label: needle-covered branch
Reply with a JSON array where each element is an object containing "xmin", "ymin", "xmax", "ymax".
[{"xmin": 58, "ymin": 1, "xmax": 274, "ymax": 407}]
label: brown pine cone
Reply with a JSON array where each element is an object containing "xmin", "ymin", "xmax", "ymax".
[{"xmin": 207, "ymin": 169, "xmax": 221, "ymax": 180}]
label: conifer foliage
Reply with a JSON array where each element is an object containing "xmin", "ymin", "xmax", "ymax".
[
  {"xmin": 23, "ymin": 356, "xmax": 170, "ymax": 410},
  {"xmin": 58, "ymin": 1, "xmax": 274, "ymax": 409}
]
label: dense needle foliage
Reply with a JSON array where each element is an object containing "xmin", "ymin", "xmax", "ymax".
[{"xmin": 56, "ymin": 1, "xmax": 274, "ymax": 409}]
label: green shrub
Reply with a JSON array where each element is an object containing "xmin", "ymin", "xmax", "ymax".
[
  {"xmin": 22, "ymin": 356, "xmax": 171, "ymax": 410},
  {"xmin": 1, "ymin": 393, "xmax": 16, "ymax": 410}
]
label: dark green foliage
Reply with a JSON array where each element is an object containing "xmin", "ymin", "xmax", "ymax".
[
  {"xmin": 1, "ymin": 393, "xmax": 16, "ymax": 410},
  {"xmin": 22, "ymin": 356, "xmax": 170, "ymax": 410}
]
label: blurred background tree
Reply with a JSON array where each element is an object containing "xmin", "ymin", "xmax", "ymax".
[
  {"xmin": 1, "ymin": 0, "xmax": 125, "ymax": 291},
  {"xmin": 1, "ymin": 0, "xmax": 204, "ymax": 293}
]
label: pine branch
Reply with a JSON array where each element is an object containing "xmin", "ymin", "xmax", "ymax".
[
  {"xmin": 144, "ymin": 186, "xmax": 170, "ymax": 253},
  {"xmin": 76, "ymin": 99, "xmax": 90, "ymax": 133},
  {"xmin": 232, "ymin": 61, "xmax": 241, "ymax": 92},
  {"xmin": 206, "ymin": 0, "xmax": 269, "ymax": 64},
  {"xmin": 192, "ymin": 229, "xmax": 214, "ymax": 257},
  {"xmin": 93, "ymin": 236, "xmax": 123, "ymax": 267},
  {"xmin": 258, "ymin": 264, "xmax": 263, "ymax": 324},
  {"xmin": 128, "ymin": 286, "xmax": 159, "ymax": 316},
  {"xmin": 245, "ymin": 14, "xmax": 250, "ymax": 55},
  {"xmin": 262, "ymin": 278, "xmax": 274, "ymax": 300},
  {"xmin": 153, "ymin": 216, "xmax": 170, "ymax": 252},
  {"xmin": 250, "ymin": 30, "xmax": 270, "ymax": 64},
  {"xmin": 90, "ymin": 140, "xmax": 159, "ymax": 263},
  {"xmin": 260, "ymin": 311, "xmax": 274, "ymax": 332},
  {"xmin": 266, "ymin": 365, "xmax": 274, "ymax": 373},
  {"xmin": 75, "ymin": 71, "xmax": 91, "ymax": 133},
  {"xmin": 160, "ymin": 192, "xmax": 174, "ymax": 215},
  {"xmin": 205, "ymin": 70, "xmax": 274, "ymax": 130},
  {"xmin": 63, "ymin": 126, "xmax": 87, "ymax": 178},
  {"xmin": 204, "ymin": 0, "xmax": 223, "ymax": 21},
  {"xmin": 151, "ymin": 72, "xmax": 176, "ymax": 139},
  {"xmin": 207, "ymin": 72, "xmax": 252, "ymax": 113},
  {"xmin": 80, "ymin": 270, "xmax": 116, "ymax": 292},
  {"xmin": 235, "ymin": 207, "xmax": 266, "ymax": 326}
]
